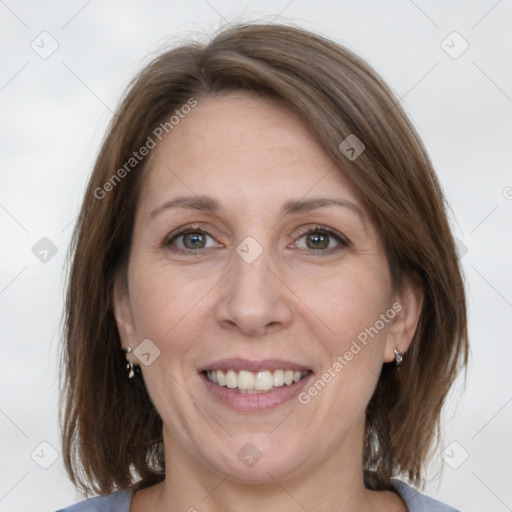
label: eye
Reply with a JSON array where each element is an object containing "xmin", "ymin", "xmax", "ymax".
[
  {"xmin": 292, "ymin": 225, "xmax": 348, "ymax": 255},
  {"xmin": 162, "ymin": 223, "xmax": 348, "ymax": 256},
  {"xmin": 163, "ymin": 225, "xmax": 221, "ymax": 253}
]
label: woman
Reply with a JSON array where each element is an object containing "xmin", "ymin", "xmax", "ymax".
[{"xmin": 56, "ymin": 22, "xmax": 467, "ymax": 512}]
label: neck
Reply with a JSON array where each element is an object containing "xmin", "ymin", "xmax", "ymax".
[{"xmin": 146, "ymin": 424, "xmax": 400, "ymax": 512}]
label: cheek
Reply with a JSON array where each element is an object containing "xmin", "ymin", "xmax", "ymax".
[
  {"xmin": 131, "ymin": 273, "xmax": 179, "ymax": 337},
  {"xmin": 292, "ymin": 262, "xmax": 392, "ymax": 349},
  {"xmin": 292, "ymin": 266, "xmax": 392, "ymax": 414},
  {"xmin": 127, "ymin": 243, "xmax": 392, "ymax": 367},
  {"xmin": 300, "ymin": 285, "xmax": 391, "ymax": 413},
  {"xmin": 127, "ymin": 258, "xmax": 218, "ymax": 362}
]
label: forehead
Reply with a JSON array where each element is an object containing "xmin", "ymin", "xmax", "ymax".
[
  {"xmin": 163, "ymin": 92, "xmax": 319, "ymax": 152},
  {"xmin": 139, "ymin": 92, "xmax": 363, "ymax": 211}
]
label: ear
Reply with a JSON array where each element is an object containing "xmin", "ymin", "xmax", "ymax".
[
  {"xmin": 383, "ymin": 273, "xmax": 423, "ymax": 363},
  {"xmin": 113, "ymin": 274, "xmax": 137, "ymax": 356}
]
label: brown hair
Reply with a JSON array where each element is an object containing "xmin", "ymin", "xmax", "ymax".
[{"xmin": 59, "ymin": 22, "xmax": 468, "ymax": 496}]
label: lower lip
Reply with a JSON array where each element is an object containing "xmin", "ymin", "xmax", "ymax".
[{"xmin": 200, "ymin": 372, "xmax": 313, "ymax": 412}]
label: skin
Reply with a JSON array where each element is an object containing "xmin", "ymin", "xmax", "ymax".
[{"xmin": 114, "ymin": 92, "xmax": 422, "ymax": 512}]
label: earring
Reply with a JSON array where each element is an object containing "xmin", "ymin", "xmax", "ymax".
[
  {"xmin": 393, "ymin": 348, "xmax": 403, "ymax": 367},
  {"xmin": 125, "ymin": 347, "xmax": 135, "ymax": 378}
]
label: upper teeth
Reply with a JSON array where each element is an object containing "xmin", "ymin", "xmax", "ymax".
[{"xmin": 205, "ymin": 369, "xmax": 308, "ymax": 392}]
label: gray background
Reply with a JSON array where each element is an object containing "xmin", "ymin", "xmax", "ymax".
[{"xmin": 1, "ymin": 1, "xmax": 511, "ymax": 511}]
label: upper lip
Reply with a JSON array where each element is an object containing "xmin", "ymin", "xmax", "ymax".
[{"xmin": 198, "ymin": 358, "xmax": 312, "ymax": 373}]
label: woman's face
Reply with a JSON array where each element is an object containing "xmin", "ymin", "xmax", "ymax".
[{"xmin": 115, "ymin": 92, "xmax": 417, "ymax": 483}]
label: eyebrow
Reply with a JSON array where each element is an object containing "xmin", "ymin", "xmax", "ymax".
[{"xmin": 149, "ymin": 195, "xmax": 367, "ymax": 229}]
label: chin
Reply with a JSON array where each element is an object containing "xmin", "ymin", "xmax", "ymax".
[
  {"xmin": 202, "ymin": 436, "xmax": 307, "ymax": 484},
  {"xmin": 219, "ymin": 459, "xmax": 300, "ymax": 485}
]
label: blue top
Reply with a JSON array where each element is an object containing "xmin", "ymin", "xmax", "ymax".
[{"xmin": 55, "ymin": 480, "xmax": 459, "ymax": 511}]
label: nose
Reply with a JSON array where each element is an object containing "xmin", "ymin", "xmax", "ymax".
[{"xmin": 215, "ymin": 243, "xmax": 294, "ymax": 337}]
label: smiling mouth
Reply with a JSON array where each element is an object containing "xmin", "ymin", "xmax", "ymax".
[{"xmin": 203, "ymin": 369, "xmax": 311, "ymax": 394}]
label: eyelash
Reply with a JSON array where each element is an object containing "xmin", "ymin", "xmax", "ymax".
[{"xmin": 163, "ymin": 224, "xmax": 349, "ymax": 256}]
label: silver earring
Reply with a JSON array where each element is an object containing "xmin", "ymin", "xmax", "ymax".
[
  {"xmin": 393, "ymin": 348, "xmax": 403, "ymax": 367},
  {"xmin": 125, "ymin": 347, "xmax": 135, "ymax": 378}
]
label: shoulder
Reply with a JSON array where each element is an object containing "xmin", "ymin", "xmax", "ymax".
[
  {"xmin": 392, "ymin": 480, "xmax": 460, "ymax": 512},
  {"xmin": 54, "ymin": 482, "xmax": 458, "ymax": 512},
  {"xmin": 54, "ymin": 489, "xmax": 133, "ymax": 512}
]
